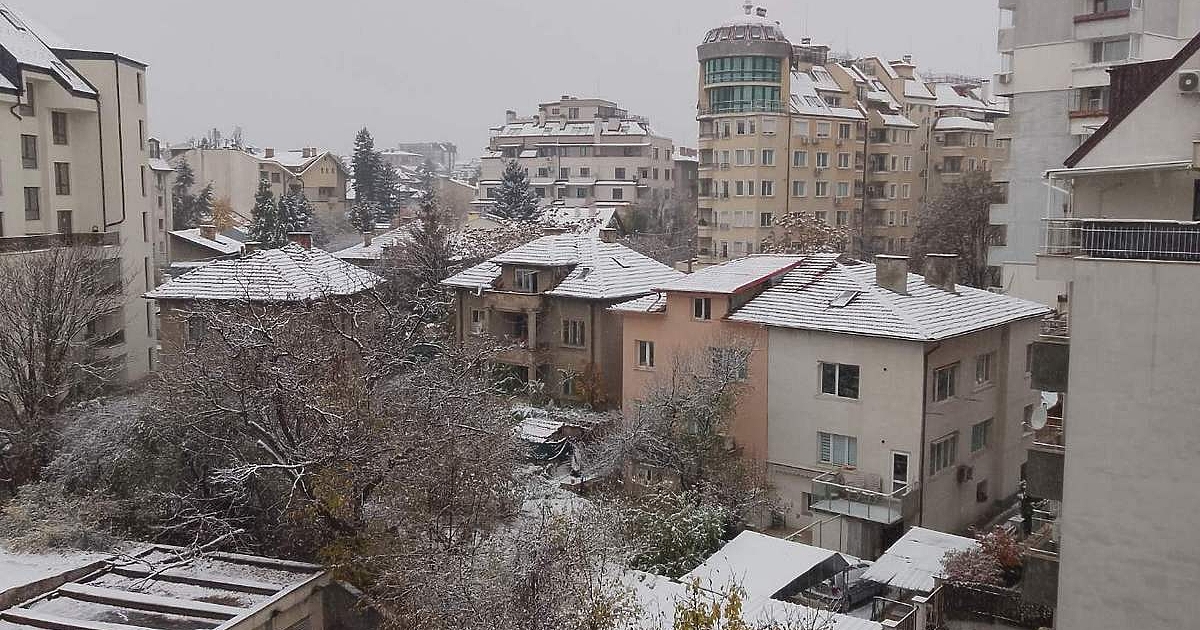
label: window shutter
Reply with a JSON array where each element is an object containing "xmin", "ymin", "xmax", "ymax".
[{"xmin": 819, "ymin": 432, "xmax": 831, "ymax": 463}]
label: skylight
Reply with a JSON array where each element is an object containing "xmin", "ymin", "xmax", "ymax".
[{"xmin": 829, "ymin": 290, "xmax": 860, "ymax": 308}]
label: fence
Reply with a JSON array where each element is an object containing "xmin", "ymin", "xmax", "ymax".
[
  {"xmin": 1043, "ymin": 218, "xmax": 1200, "ymax": 261},
  {"xmin": 944, "ymin": 582, "xmax": 1054, "ymax": 629}
]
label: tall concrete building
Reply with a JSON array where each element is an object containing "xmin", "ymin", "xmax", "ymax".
[
  {"xmin": 474, "ymin": 96, "xmax": 676, "ymax": 219},
  {"xmin": 992, "ymin": 0, "xmax": 1200, "ymax": 303},
  {"xmin": 0, "ymin": 4, "xmax": 158, "ymax": 380},
  {"xmin": 1022, "ymin": 36, "xmax": 1200, "ymax": 630},
  {"xmin": 695, "ymin": 4, "xmax": 1007, "ymax": 264}
]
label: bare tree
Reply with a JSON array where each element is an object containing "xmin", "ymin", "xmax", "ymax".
[
  {"xmin": 910, "ymin": 171, "xmax": 1003, "ymax": 288},
  {"xmin": 622, "ymin": 197, "xmax": 697, "ymax": 267},
  {"xmin": 0, "ymin": 245, "xmax": 125, "ymax": 489},
  {"xmin": 759, "ymin": 213, "xmax": 851, "ymax": 255}
]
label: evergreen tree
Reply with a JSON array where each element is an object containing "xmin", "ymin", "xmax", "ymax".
[
  {"xmin": 352, "ymin": 127, "xmax": 379, "ymax": 205},
  {"xmin": 347, "ymin": 202, "xmax": 380, "ymax": 233},
  {"xmin": 376, "ymin": 161, "xmax": 401, "ymax": 216},
  {"xmin": 493, "ymin": 160, "xmax": 539, "ymax": 222},
  {"xmin": 248, "ymin": 177, "xmax": 285, "ymax": 247},
  {"xmin": 171, "ymin": 159, "xmax": 198, "ymax": 228},
  {"xmin": 279, "ymin": 188, "xmax": 314, "ymax": 233},
  {"xmin": 194, "ymin": 183, "xmax": 215, "ymax": 225}
]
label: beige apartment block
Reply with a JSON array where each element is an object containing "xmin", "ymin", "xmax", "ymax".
[
  {"xmin": 695, "ymin": 5, "xmax": 1008, "ymax": 264},
  {"xmin": 1025, "ymin": 36, "xmax": 1200, "ymax": 630},
  {"xmin": 0, "ymin": 6, "xmax": 159, "ymax": 381},
  {"xmin": 475, "ymin": 96, "xmax": 676, "ymax": 220}
]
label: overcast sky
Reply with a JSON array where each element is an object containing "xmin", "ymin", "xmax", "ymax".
[{"xmin": 15, "ymin": 0, "xmax": 1000, "ymax": 159}]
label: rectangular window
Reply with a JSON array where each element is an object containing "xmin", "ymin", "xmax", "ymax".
[
  {"xmin": 838, "ymin": 123, "xmax": 852, "ymax": 139},
  {"xmin": 138, "ymin": 120, "xmax": 145, "ymax": 150},
  {"xmin": 792, "ymin": 180, "xmax": 807, "ymax": 197},
  {"xmin": 816, "ymin": 152, "xmax": 830, "ymax": 168},
  {"xmin": 815, "ymin": 211, "xmax": 828, "ymax": 223},
  {"xmin": 903, "ymin": 156, "xmax": 912, "ymax": 171},
  {"xmin": 615, "ymin": 167, "xmax": 627, "ymax": 180},
  {"xmin": 892, "ymin": 452, "xmax": 910, "ymax": 493},
  {"xmin": 735, "ymin": 181, "xmax": 745, "ymax": 196},
  {"xmin": 819, "ymin": 432, "xmax": 858, "ymax": 466},
  {"xmin": 637, "ymin": 340, "xmax": 655, "ymax": 368},
  {"xmin": 57, "ymin": 210, "xmax": 72, "ymax": 234},
  {"xmin": 576, "ymin": 187, "xmax": 587, "ymax": 198},
  {"xmin": 52, "ymin": 112, "xmax": 69, "ymax": 145},
  {"xmin": 23, "ymin": 187, "xmax": 40, "ymax": 220},
  {"xmin": 971, "ymin": 419, "xmax": 993, "ymax": 452},
  {"xmin": 21, "ymin": 135, "xmax": 37, "ymax": 169},
  {"xmin": 612, "ymin": 188, "xmax": 624, "ymax": 200},
  {"xmin": 835, "ymin": 182, "xmax": 850, "ymax": 198},
  {"xmin": 760, "ymin": 212, "xmax": 773, "ymax": 227},
  {"xmin": 930, "ymin": 433, "xmax": 959, "ymax": 475},
  {"xmin": 137, "ymin": 72, "xmax": 144, "ymax": 104},
  {"xmin": 901, "ymin": 183, "xmax": 911, "ymax": 199},
  {"xmin": 1091, "ymin": 37, "xmax": 1131, "ymax": 63},
  {"xmin": 761, "ymin": 149, "xmax": 775, "ymax": 166},
  {"xmin": 760, "ymin": 180, "xmax": 774, "ymax": 196},
  {"xmin": 820, "ymin": 362, "xmax": 860, "ymax": 399},
  {"xmin": 140, "ymin": 165, "xmax": 147, "ymax": 196},
  {"xmin": 816, "ymin": 122, "xmax": 831, "ymax": 137},
  {"xmin": 54, "ymin": 162, "xmax": 70, "ymax": 195},
  {"xmin": 793, "ymin": 120, "xmax": 810, "ymax": 137},
  {"xmin": 514, "ymin": 268, "xmax": 538, "ymax": 292},
  {"xmin": 815, "ymin": 181, "xmax": 829, "ymax": 197},
  {"xmin": 837, "ymin": 153, "xmax": 850, "ymax": 169},
  {"xmin": 933, "ymin": 363, "xmax": 959, "ymax": 402},
  {"xmin": 560, "ymin": 167, "xmax": 570, "ymax": 180},
  {"xmin": 836, "ymin": 210, "xmax": 848, "ymax": 226},
  {"xmin": 793, "ymin": 150, "xmax": 808, "ymax": 167},
  {"xmin": 470, "ymin": 309, "xmax": 485, "ymax": 335},
  {"xmin": 975, "ymin": 352, "xmax": 995, "ymax": 386},
  {"xmin": 562, "ymin": 319, "xmax": 585, "ymax": 347},
  {"xmin": 694, "ymin": 297, "xmax": 712, "ymax": 320}
]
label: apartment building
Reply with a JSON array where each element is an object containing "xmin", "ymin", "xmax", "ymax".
[
  {"xmin": 925, "ymin": 82, "xmax": 1010, "ymax": 207},
  {"xmin": 442, "ymin": 232, "xmax": 683, "ymax": 407},
  {"xmin": 474, "ymin": 96, "xmax": 676, "ymax": 218},
  {"xmin": 1022, "ymin": 37, "xmax": 1200, "ymax": 630},
  {"xmin": 171, "ymin": 146, "xmax": 350, "ymax": 228},
  {"xmin": 992, "ymin": 0, "xmax": 1200, "ymax": 302},
  {"xmin": 0, "ymin": 5, "xmax": 158, "ymax": 381},
  {"xmin": 695, "ymin": 5, "xmax": 1007, "ymax": 264},
  {"xmin": 392, "ymin": 141, "xmax": 457, "ymax": 174}
]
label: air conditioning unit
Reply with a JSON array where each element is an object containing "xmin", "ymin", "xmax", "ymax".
[
  {"xmin": 1179, "ymin": 70, "xmax": 1200, "ymax": 93},
  {"xmin": 956, "ymin": 465, "xmax": 975, "ymax": 484}
]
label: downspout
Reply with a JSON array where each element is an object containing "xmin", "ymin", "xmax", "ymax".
[
  {"xmin": 105, "ymin": 59, "xmax": 127, "ymax": 228},
  {"xmin": 918, "ymin": 341, "xmax": 941, "ymax": 527}
]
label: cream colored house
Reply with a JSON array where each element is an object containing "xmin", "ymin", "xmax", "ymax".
[
  {"xmin": 727, "ymin": 253, "xmax": 1048, "ymax": 559},
  {"xmin": 0, "ymin": 4, "xmax": 157, "ymax": 380},
  {"xmin": 1026, "ymin": 34, "xmax": 1200, "ymax": 630},
  {"xmin": 475, "ymin": 96, "xmax": 676, "ymax": 220}
]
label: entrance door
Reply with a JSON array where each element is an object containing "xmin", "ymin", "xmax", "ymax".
[
  {"xmin": 57, "ymin": 210, "xmax": 72, "ymax": 234},
  {"xmin": 892, "ymin": 451, "xmax": 910, "ymax": 494}
]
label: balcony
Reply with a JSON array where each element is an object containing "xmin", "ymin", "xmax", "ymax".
[
  {"xmin": 482, "ymin": 291, "xmax": 544, "ymax": 313},
  {"xmin": 495, "ymin": 341, "xmax": 548, "ymax": 368},
  {"xmin": 1042, "ymin": 218, "xmax": 1200, "ymax": 262},
  {"xmin": 1074, "ymin": 8, "xmax": 1130, "ymax": 23},
  {"xmin": 0, "ymin": 232, "xmax": 120, "ymax": 254},
  {"xmin": 1021, "ymin": 514, "xmax": 1060, "ymax": 609},
  {"xmin": 809, "ymin": 470, "xmax": 916, "ymax": 525},
  {"xmin": 698, "ymin": 100, "xmax": 786, "ymax": 116},
  {"xmin": 998, "ymin": 27, "xmax": 1014, "ymax": 52},
  {"xmin": 1027, "ymin": 417, "xmax": 1064, "ymax": 501}
]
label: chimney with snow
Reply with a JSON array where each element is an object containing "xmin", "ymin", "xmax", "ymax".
[
  {"xmin": 199, "ymin": 224, "xmax": 218, "ymax": 242},
  {"xmin": 287, "ymin": 232, "xmax": 313, "ymax": 250},
  {"xmin": 923, "ymin": 253, "xmax": 959, "ymax": 292},
  {"xmin": 875, "ymin": 255, "xmax": 909, "ymax": 295},
  {"xmin": 505, "ymin": 110, "xmax": 517, "ymax": 123},
  {"xmin": 599, "ymin": 227, "xmax": 618, "ymax": 243},
  {"xmin": 264, "ymin": 147, "xmax": 275, "ymax": 159}
]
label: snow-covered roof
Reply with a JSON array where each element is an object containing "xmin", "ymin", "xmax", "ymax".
[
  {"xmin": 443, "ymin": 234, "xmax": 684, "ymax": 301},
  {"xmin": 147, "ymin": 157, "xmax": 175, "ymax": 172},
  {"xmin": 0, "ymin": 5, "xmax": 95, "ymax": 96},
  {"xmin": 903, "ymin": 77, "xmax": 936, "ymax": 100},
  {"xmin": 655, "ymin": 255, "xmax": 802, "ymax": 294},
  {"xmin": 609, "ymin": 292, "xmax": 668, "ymax": 314},
  {"xmin": 729, "ymin": 254, "xmax": 1052, "ymax": 341},
  {"xmin": 931, "ymin": 83, "xmax": 1007, "ymax": 114},
  {"xmin": 861, "ymin": 527, "xmax": 978, "ymax": 593},
  {"xmin": 934, "ymin": 116, "xmax": 994, "ymax": 132},
  {"xmin": 0, "ymin": 549, "xmax": 107, "ymax": 594},
  {"xmin": 683, "ymin": 531, "xmax": 847, "ymax": 601},
  {"xmin": 169, "ymin": 227, "xmax": 244, "ymax": 255},
  {"xmin": 330, "ymin": 228, "xmax": 407, "ymax": 261},
  {"xmin": 540, "ymin": 205, "xmax": 619, "ymax": 237},
  {"xmin": 880, "ymin": 114, "xmax": 919, "ymax": 128},
  {"xmin": 516, "ymin": 416, "xmax": 564, "ymax": 443},
  {"xmin": 146, "ymin": 243, "xmax": 383, "ymax": 302},
  {"xmin": 493, "ymin": 120, "xmax": 650, "ymax": 138}
]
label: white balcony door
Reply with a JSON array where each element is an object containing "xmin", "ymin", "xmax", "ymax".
[{"xmin": 892, "ymin": 451, "xmax": 910, "ymax": 494}]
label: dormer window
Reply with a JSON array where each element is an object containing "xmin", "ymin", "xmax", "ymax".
[{"xmin": 515, "ymin": 268, "xmax": 538, "ymax": 293}]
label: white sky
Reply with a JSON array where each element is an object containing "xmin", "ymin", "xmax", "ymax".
[{"xmin": 13, "ymin": 0, "xmax": 1001, "ymax": 158}]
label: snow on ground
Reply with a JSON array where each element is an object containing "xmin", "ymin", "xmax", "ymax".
[{"xmin": 0, "ymin": 548, "xmax": 108, "ymax": 593}]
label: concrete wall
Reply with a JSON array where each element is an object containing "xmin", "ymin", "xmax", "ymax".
[{"xmin": 1056, "ymin": 257, "xmax": 1200, "ymax": 630}]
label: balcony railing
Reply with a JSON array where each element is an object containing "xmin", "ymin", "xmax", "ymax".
[
  {"xmin": 0, "ymin": 232, "xmax": 120, "ymax": 254},
  {"xmin": 1043, "ymin": 218, "xmax": 1200, "ymax": 261},
  {"xmin": 1032, "ymin": 417, "xmax": 1065, "ymax": 451},
  {"xmin": 809, "ymin": 470, "xmax": 913, "ymax": 525},
  {"xmin": 698, "ymin": 100, "xmax": 786, "ymax": 116}
]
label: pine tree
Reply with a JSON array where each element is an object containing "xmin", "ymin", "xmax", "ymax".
[
  {"xmin": 376, "ymin": 161, "xmax": 401, "ymax": 216},
  {"xmin": 347, "ymin": 201, "xmax": 379, "ymax": 233},
  {"xmin": 194, "ymin": 183, "xmax": 215, "ymax": 225},
  {"xmin": 279, "ymin": 188, "xmax": 314, "ymax": 233},
  {"xmin": 352, "ymin": 127, "xmax": 379, "ymax": 205},
  {"xmin": 172, "ymin": 158, "xmax": 198, "ymax": 228},
  {"xmin": 493, "ymin": 160, "xmax": 539, "ymax": 222},
  {"xmin": 249, "ymin": 177, "xmax": 285, "ymax": 247}
]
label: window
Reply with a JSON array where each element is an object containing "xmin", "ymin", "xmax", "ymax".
[
  {"xmin": 816, "ymin": 122, "xmax": 831, "ymax": 137},
  {"xmin": 816, "ymin": 152, "xmax": 830, "ymax": 168},
  {"xmin": 52, "ymin": 112, "xmax": 68, "ymax": 145},
  {"xmin": 575, "ymin": 187, "xmax": 587, "ymax": 199},
  {"xmin": 901, "ymin": 183, "xmax": 911, "ymax": 199},
  {"xmin": 470, "ymin": 309, "xmax": 485, "ymax": 335},
  {"xmin": 976, "ymin": 479, "xmax": 989, "ymax": 503},
  {"xmin": 892, "ymin": 452, "xmax": 910, "ymax": 493},
  {"xmin": 1091, "ymin": 37, "xmax": 1131, "ymax": 63},
  {"xmin": 735, "ymin": 181, "xmax": 745, "ymax": 196},
  {"xmin": 975, "ymin": 352, "xmax": 995, "ymax": 386},
  {"xmin": 140, "ymin": 165, "xmax": 147, "ymax": 196},
  {"xmin": 793, "ymin": 150, "xmax": 808, "ymax": 167},
  {"xmin": 21, "ymin": 135, "xmax": 37, "ymax": 169},
  {"xmin": 694, "ymin": 297, "xmax": 712, "ymax": 320},
  {"xmin": 580, "ymin": 167, "xmax": 590, "ymax": 178},
  {"xmin": 136, "ymin": 72, "xmax": 144, "ymax": 104},
  {"xmin": 637, "ymin": 340, "xmax": 655, "ymax": 368},
  {"xmin": 815, "ymin": 211, "xmax": 828, "ymax": 223},
  {"xmin": 819, "ymin": 432, "xmax": 858, "ymax": 466},
  {"xmin": 933, "ymin": 363, "xmax": 959, "ymax": 402},
  {"xmin": 836, "ymin": 210, "xmax": 848, "ymax": 226},
  {"xmin": 835, "ymin": 182, "xmax": 850, "ymax": 198},
  {"xmin": 737, "ymin": 120, "xmax": 747, "ymax": 135},
  {"xmin": 534, "ymin": 187, "xmax": 546, "ymax": 198},
  {"xmin": 568, "ymin": 107, "xmax": 579, "ymax": 119},
  {"xmin": 760, "ymin": 212, "xmax": 773, "ymax": 227},
  {"xmin": 793, "ymin": 120, "xmax": 810, "ymax": 137},
  {"xmin": 23, "ymin": 187, "xmax": 40, "ymax": 220},
  {"xmin": 837, "ymin": 153, "xmax": 850, "ymax": 169},
  {"xmin": 903, "ymin": 156, "xmax": 912, "ymax": 171},
  {"xmin": 814, "ymin": 181, "xmax": 829, "ymax": 197},
  {"xmin": 761, "ymin": 180, "xmax": 774, "ymax": 196},
  {"xmin": 514, "ymin": 268, "xmax": 538, "ymax": 292},
  {"xmin": 615, "ymin": 167, "xmax": 627, "ymax": 180},
  {"xmin": 901, "ymin": 211, "xmax": 909, "ymax": 226},
  {"xmin": 270, "ymin": 172, "xmax": 281, "ymax": 184},
  {"xmin": 612, "ymin": 188, "xmax": 624, "ymax": 200},
  {"xmin": 485, "ymin": 187, "xmax": 496, "ymax": 199},
  {"xmin": 838, "ymin": 123, "xmax": 852, "ymax": 139},
  {"xmin": 54, "ymin": 163, "xmax": 70, "ymax": 195},
  {"xmin": 971, "ymin": 419, "xmax": 993, "ymax": 452},
  {"xmin": 536, "ymin": 167, "xmax": 549, "ymax": 178},
  {"xmin": 820, "ymin": 362, "xmax": 859, "ymax": 398},
  {"xmin": 929, "ymin": 433, "xmax": 958, "ymax": 475},
  {"xmin": 791, "ymin": 180, "xmax": 807, "ymax": 197},
  {"xmin": 761, "ymin": 149, "xmax": 775, "ymax": 166},
  {"xmin": 562, "ymin": 319, "xmax": 585, "ymax": 347},
  {"xmin": 138, "ymin": 120, "xmax": 145, "ymax": 150},
  {"xmin": 19, "ymin": 81, "xmax": 33, "ymax": 116}
]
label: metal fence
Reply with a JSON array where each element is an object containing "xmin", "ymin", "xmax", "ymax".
[{"xmin": 1043, "ymin": 218, "xmax": 1200, "ymax": 261}]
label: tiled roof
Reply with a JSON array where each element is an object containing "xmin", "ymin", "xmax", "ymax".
[
  {"xmin": 145, "ymin": 244, "xmax": 383, "ymax": 302},
  {"xmin": 729, "ymin": 254, "xmax": 1051, "ymax": 341},
  {"xmin": 169, "ymin": 227, "xmax": 243, "ymax": 255},
  {"xmin": 862, "ymin": 527, "xmax": 977, "ymax": 593},
  {"xmin": 331, "ymin": 227, "xmax": 407, "ymax": 261},
  {"xmin": 654, "ymin": 255, "xmax": 802, "ymax": 294},
  {"xmin": 442, "ymin": 235, "xmax": 684, "ymax": 301},
  {"xmin": 0, "ymin": 5, "xmax": 94, "ymax": 96},
  {"xmin": 610, "ymin": 293, "xmax": 666, "ymax": 314}
]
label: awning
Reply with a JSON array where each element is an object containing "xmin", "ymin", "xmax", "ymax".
[{"xmin": 1044, "ymin": 160, "xmax": 1194, "ymax": 180}]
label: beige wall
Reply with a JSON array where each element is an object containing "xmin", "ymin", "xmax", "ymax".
[{"xmin": 618, "ymin": 292, "xmax": 771, "ymax": 461}]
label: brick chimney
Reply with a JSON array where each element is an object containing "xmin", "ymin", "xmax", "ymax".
[
  {"xmin": 243, "ymin": 241, "xmax": 262, "ymax": 256},
  {"xmin": 923, "ymin": 253, "xmax": 959, "ymax": 293},
  {"xmin": 599, "ymin": 227, "xmax": 618, "ymax": 243},
  {"xmin": 287, "ymin": 232, "xmax": 313, "ymax": 250},
  {"xmin": 199, "ymin": 224, "xmax": 218, "ymax": 242},
  {"xmin": 264, "ymin": 147, "xmax": 275, "ymax": 159},
  {"xmin": 363, "ymin": 231, "xmax": 374, "ymax": 247},
  {"xmin": 875, "ymin": 255, "xmax": 909, "ymax": 295}
]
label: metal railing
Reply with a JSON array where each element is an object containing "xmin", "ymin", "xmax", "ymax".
[
  {"xmin": 1040, "ymin": 315, "xmax": 1069, "ymax": 339},
  {"xmin": 698, "ymin": 100, "xmax": 786, "ymax": 116},
  {"xmin": 872, "ymin": 597, "xmax": 917, "ymax": 630},
  {"xmin": 1042, "ymin": 218, "xmax": 1200, "ymax": 261},
  {"xmin": 1032, "ymin": 417, "xmax": 1065, "ymax": 451},
  {"xmin": 0, "ymin": 232, "xmax": 120, "ymax": 254},
  {"xmin": 809, "ymin": 470, "xmax": 912, "ymax": 525}
]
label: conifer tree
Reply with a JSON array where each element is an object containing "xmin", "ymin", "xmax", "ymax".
[
  {"xmin": 493, "ymin": 160, "xmax": 540, "ymax": 222},
  {"xmin": 347, "ymin": 202, "xmax": 379, "ymax": 234},
  {"xmin": 352, "ymin": 128, "xmax": 379, "ymax": 205},
  {"xmin": 249, "ymin": 177, "xmax": 285, "ymax": 247},
  {"xmin": 171, "ymin": 159, "xmax": 198, "ymax": 228},
  {"xmin": 194, "ymin": 183, "xmax": 215, "ymax": 225},
  {"xmin": 280, "ymin": 188, "xmax": 314, "ymax": 233}
]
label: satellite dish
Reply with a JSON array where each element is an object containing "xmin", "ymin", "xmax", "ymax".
[{"xmin": 1030, "ymin": 404, "xmax": 1049, "ymax": 430}]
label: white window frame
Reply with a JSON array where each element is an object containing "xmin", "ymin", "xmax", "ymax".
[
  {"xmin": 933, "ymin": 362, "xmax": 959, "ymax": 402},
  {"xmin": 694, "ymin": 297, "xmax": 712, "ymax": 320},
  {"xmin": 514, "ymin": 268, "xmax": 538, "ymax": 292},
  {"xmin": 930, "ymin": 433, "xmax": 958, "ymax": 475},
  {"xmin": 819, "ymin": 361, "xmax": 860, "ymax": 399},
  {"xmin": 971, "ymin": 419, "xmax": 993, "ymax": 453},
  {"xmin": 637, "ymin": 340, "xmax": 655, "ymax": 368},
  {"xmin": 819, "ymin": 432, "xmax": 858, "ymax": 466},
  {"xmin": 793, "ymin": 150, "xmax": 808, "ymax": 167},
  {"xmin": 792, "ymin": 180, "xmax": 807, "ymax": 197},
  {"xmin": 975, "ymin": 352, "xmax": 995, "ymax": 386}
]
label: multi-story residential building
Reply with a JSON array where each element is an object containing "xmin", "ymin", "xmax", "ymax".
[
  {"xmin": 1021, "ymin": 37, "xmax": 1200, "ymax": 630},
  {"xmin": 392, "ymin": 141, "xmax": 457, "ymax": 174},
  {"xmin": 0, "ymin": 5, "xmax": 158, "ymax": 380},
  {"xmin": 171, "ymin": 146, "xmax": 350, "ymax": 229},
  {"xmin": 147, "ymin": 137, "xmax": 175, "ymax": 281},
  {"xmin": 925, "ymin": 81, "xmax": 1009, "ymax": 210},
  {"xmin": 991, "ymin": 0, "xmax": 1200, "ymax": 302},
  {"xmin": 613, "ymin": 256, "xmax": 803, "ymax": 461},
  {"xmin": 441, "ymin": 232, "xmax": 683, "ymax": 407},
  {"xmin": 695, "ymin": 5, "xmax": 1007, "ymax": 264},
  {"xmin": 474, "ymin": 96, "xmax": 676, "ymax": 219}
]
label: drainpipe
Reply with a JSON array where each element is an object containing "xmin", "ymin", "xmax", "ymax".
[
  {"xmin": 105, "ymin": 59, "xmax": 127, "ymax": 229},
  {"xmin": 918, "ymin": 342, "xmax": 941, "ymax": 527}
]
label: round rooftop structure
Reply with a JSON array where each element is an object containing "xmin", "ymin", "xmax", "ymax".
[{"xmin": 701, "ymin": 2, "xmax": 788, "ymax": 45}]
